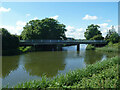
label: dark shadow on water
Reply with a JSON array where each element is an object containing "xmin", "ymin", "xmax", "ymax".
[
  {"xmin": 84, "ymin": 50, "xmax": 104, "ymax": 65},
  {"xmin": 84, "ymin": 50, "xmax": 118, "ymax": 65},
  {"xmin": 2, "ymin": 55, "xmax": 20, "ymax": 78}
]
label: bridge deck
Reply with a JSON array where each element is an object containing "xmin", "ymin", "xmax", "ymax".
[{"xmin": 19, "ymin": 40, "xmax": 107, "ymax": 46}]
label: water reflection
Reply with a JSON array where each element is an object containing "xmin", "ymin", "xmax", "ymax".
[
  {"xmin": 23, "ymin": 51, "xmax": 67, "ymax": 77},
  {"xmin": 84, "ymin": 50, "xmax": 103, "ymax": 65},
  {"xmin": 2, "ymin": 56, "xmax": 20, "ymax": 78},
  {"xmin": 2, "ymin": 45, "xmax": 118, "ymax": 87},
  {"xmin": 0, "ymin": 57, "xmax": 2, "ymax": 88},
  {"xmin": 0, "ymin": 57, "xmax": 2, "ymax": 78}
]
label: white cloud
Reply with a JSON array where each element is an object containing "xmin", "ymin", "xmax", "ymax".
[
  {"xmin": 98, "ymin": 23, "xmax": 108, "ymax": 28},
  {"xmin": 1, "ymin": 17, "xmax": 40, "ymax": 35},
  {"xmin": 114, "ymin": 25, "xmax": 118, "ymax": 33},
  {"xmin": 0, "ymin": 7, "xmax": 11, "ymax": 13},
  {"xmin": 83, "ymin": 14, "xmax": 98, "ymax": 20},
  {"xmin": 65, "ymin": 23, "xmax": 118, "ymax": 39},
  {"xmin": 97, "ymin": 23, "xmax": 119, "ymax": 37},
  {"xmin": 16, "ymin": 21, "xmax": 26, "ymax": 26},
  {"xmin": 66, "ymin": 26, "xmax": 85, "ymax": 39},
  {"xmin": 33, "ymin": 17, "xmax": 38, "ymax": 20},
  {"xmin": 26, "ymin": 14, "xmax": 30, "ymax": 17},
  {"xmin": 0, "ymin": 21, "xmax": 26, "ymax": 35},
  {"xmin": 97, "ymin": 23, "xmax": 109, "ymax": 37},
  {"xmin": 105, "ymin": 20, "xmax": 112, "ymax": 22},
  {"xmin": 50, "ymin": 15, "xmax": 59, "ymax": 20}
]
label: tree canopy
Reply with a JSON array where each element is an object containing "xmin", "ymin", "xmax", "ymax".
[
  {"xmin": 105, "ymin": 26, "xmax": 120, "ymax": 43},
  {"xmin": 90, "ymin": 35, "xmax": 104, "ymax": 40},
  {"xmin": 106, "ymin": 32, "xmax": 120, "ymax": 43},
  {"xmin": 21, "ymin": 18, "xmax": 67, "ymax": 40},
  {"xmin": 84, "ymin": 24, "xmax": 102, "ymax": 40},
  {"xmin": 0, "ymin": 28, "xmax": 19, "ymax": 50}
]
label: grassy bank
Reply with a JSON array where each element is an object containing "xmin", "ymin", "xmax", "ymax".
[
  {"xmin": 12, "ymin": 56, "xmax": 119, "ymax": 88},
  {"xmin": 96, "ymin": 42, "xmax": 120, "ymax": 52},
  {"xmin": 86, "ymin": 42, "xmax": 120, "ymax": 52}
]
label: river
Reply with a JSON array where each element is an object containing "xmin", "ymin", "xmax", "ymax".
[{"xmin": 1, "ymin": 45, "xmax": 117, "ymax": 87}]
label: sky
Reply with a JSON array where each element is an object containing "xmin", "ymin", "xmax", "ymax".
[
  {"xmin": 0, "ymin": 2, "xmax": 118, "ymax": 39},
  {"xmin": 1, "ymin": 0, "xmax": 120, "ymax": 2}
]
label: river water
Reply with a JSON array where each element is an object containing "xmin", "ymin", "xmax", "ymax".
[{"xmin": 1, "ymin": 45, "xmax": 117, "ymax": 87}]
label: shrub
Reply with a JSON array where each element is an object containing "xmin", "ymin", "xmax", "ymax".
[{"xmin": 86, "ymin": 44, "xmax": 95, "ymax": 50}]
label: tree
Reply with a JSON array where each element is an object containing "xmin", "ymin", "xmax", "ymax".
[
  {"xmin": 105, "ymin": 26, "xmax": 120, "ymax": 43},
  {"xmin": 84, "ymin": 24, "xmax": 102, "ymax": 40},
  {"xmin": 90, "ymin": 35, "xmax": 105, "ymax": 47},
  {"xmin": 0, "ymin": 28, "xmax": 19, "ymax": 50},
  {"xmin": 21, "ymin": 18, "xmax": 67, "ymax": 40},
  {"xmin": 90, "ymin": 35, "xmax": 104, "ymax": 40},
  {"xmin": 109, "ymin": 32, "xmax": 120, "ymax": 43},
  {"xmin": 105, "ymin": 26, "xmax": 115, "ymax": 40}
]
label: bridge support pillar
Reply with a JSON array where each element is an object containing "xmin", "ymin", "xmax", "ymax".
[{"xmin": 77, "ymin": 44, "xmax": 80, "ymax": 51}]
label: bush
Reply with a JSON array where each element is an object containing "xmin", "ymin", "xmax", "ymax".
[
  {"xmin": 105, "ymin": 30, "xmax": 120, "ymax": 44},
  {"xmin": 96, "ymin": 42, "xmax": 120, "ymax": 52},
  {"xmin": 86, "ymin": 44, "xmax": 95, "ymax": 50},
  {"xmin": 109, "ymin": 32, "xmax": 120, "ymax": 43}
]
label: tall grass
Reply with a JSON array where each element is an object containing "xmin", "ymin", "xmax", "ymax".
[
  {"xmin": 96, "ymin": 42, "xmax": 120, "ymax": 52},
  {"xmin": 12, "ymin": 56, "xmax": 119, "ymax": 89}
]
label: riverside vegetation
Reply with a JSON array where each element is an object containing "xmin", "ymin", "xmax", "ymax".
[
  {"xmin": 96, "ymin": 42, "xmax": 120, "ymax": 52},
  {"xmin": 86, "ymin": 42, "xmax": 120, "ymax": 52},
  {"xmin": 13, "ymin": 56, "xmax": 119, "ymax": 88}
]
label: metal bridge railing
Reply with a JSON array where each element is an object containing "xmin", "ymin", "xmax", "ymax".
[{"xmin": 20, "ymin": 40, "xmax": 106, "ymax": 43}]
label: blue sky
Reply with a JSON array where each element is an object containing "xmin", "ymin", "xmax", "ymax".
[{"xmin": 0, "ymin": 2, "xmax": 118, "ymax": 39}]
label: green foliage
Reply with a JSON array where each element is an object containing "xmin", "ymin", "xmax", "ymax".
[
  {"xmin": 89, "ymin": 34, "xmax": 105, "ymax": 47},
  {"xmin": 109, "ymin": 32, "xmax": 120, "ymax": 43},
  {"xmin": 0, "ymin": 28, "xmax": 19, "ymax": 50},
  {"xmin": 73, "ymin": 65, "xmax": 118, "ymax": 88},
  {"xmin": 84, "ymin": 24, "xmax": 102, "ymax": 40},
  {"xmin": 21, "ymin": 18, "xmax": 67, "ymax": 40},
  {"xmin": 90, "ymin": 35, "xmax": 104, "ymax": 40},
  {"xmin": 105, "ymin": 26, "xmax": 116, "ymax": 40},
  {"xmin": 105, "ymin": 26, "xmax": 120, "ymax": 44},
  {"xmin": 86, "ymin": 44, "xmax": 95, "ymax": 50},
  {"xmin": 90, "ymin": 35, "xmax": 105, "ymax": 47},
  {"xmin": 13, "ymin": 56, "xmax": 119, "ymax": 88},
  {"xmin": 19, "ymin": 46, "xmax": 32, "ymax": 52},
  {"xmin": 96, "ymin": 42, "xmax": 120, "ymax": 52}
]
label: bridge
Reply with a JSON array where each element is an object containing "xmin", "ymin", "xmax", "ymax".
[{"xmin": 19, "ymin": 40, "xmax": 107, "ymax": 51}]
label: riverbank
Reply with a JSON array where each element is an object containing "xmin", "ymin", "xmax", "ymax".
[
  {"xmin": 2, "ymin": 46, "xmax": 33, "ymax": 56},
  {"xmin": 86, "ymin": 42, "xmax": 120, "ymax": 52},
  {"xmin": 12, "ymin": 56, "xmax": 119, "ymax": 88},
  {"xmin": 96, "ymin": 42, "xmax": 120, "ymax": 52},
  {"xmin": 2, "ymin": 45, "xmax": 62, "ymax": 56}
]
